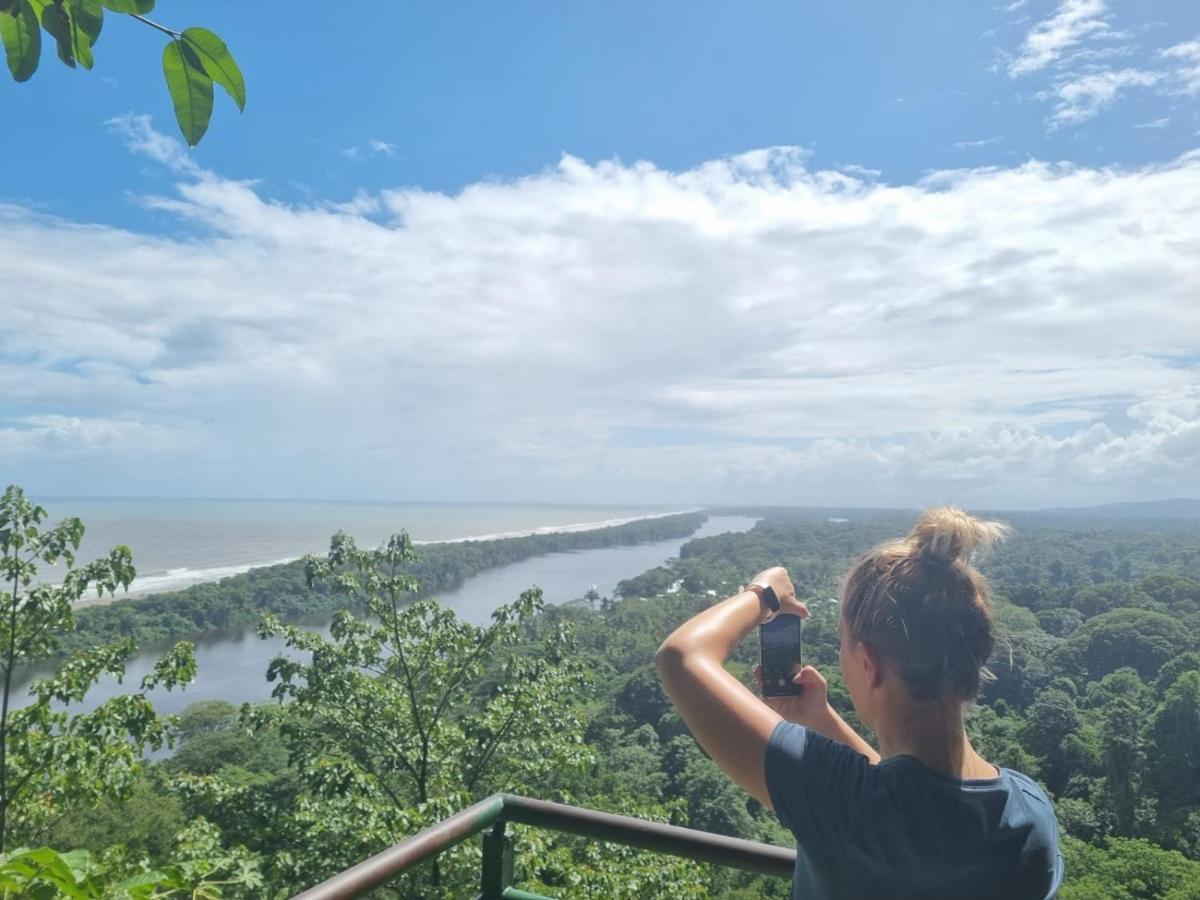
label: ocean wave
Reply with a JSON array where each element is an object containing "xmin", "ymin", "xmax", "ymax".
[
  {"xmin": 101, "ymin": 508, "xmax": 704, "ymax": 599},
  {"xmin": 413, "ymin": 508, "xmax": 704, "ymax": 545},
  {"xmin": 121, "ymin": 557, "xmax": 301, "ymax": 595}
]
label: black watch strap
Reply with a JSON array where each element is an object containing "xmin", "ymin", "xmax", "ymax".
[
  {"xmin": 747, "ymin": 583, "xmax": 780, "ymax": 620},
  {"xmin": 760, "ymin": 584, "xmax": 780, "ymax": 613}
]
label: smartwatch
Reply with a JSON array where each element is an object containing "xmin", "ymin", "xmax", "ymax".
[{"xmin": 746, "ymin": 582, "xmax": 780, "ymax": 623}]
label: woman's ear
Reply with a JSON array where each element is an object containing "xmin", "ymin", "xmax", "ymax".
[{"xmin": 861, "ymin": 640, "xmax": 885, "ymax": 690}]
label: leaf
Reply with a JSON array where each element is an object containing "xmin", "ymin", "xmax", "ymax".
[
  {"xmin": 2, "ymin": 849, "xmax": 84, "ymax": 896},
  {"xmin": 98, "ymin": 0, "xmax": 151, "ymax": 11},
  {"xmin": 115, "ymin": 870, "xmax": 171, "ymax": 891},
  {"xmin": 181, "ymin": 27, "xmax": 243, "ymax": 110},
  {"xmin": 0, "ymin": 0, "xmax": 40, "ymax": 81},
  {"xmin": 38, "ymin": 2, "xmax": 72, "ymax": 67},
  {"xmin": 67, "ymin": 0, "xmax": 100, "ymax": 69},
  {"xmin": 69, "ymin": 0, "xmax": 98, "ymax": 41},
  {"xmin": 162, "ymin": 38, "xmax": 212, "ymax": 146}
]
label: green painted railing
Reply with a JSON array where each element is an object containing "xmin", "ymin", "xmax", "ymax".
[{"xmin": 291, "ymin": 793, "xmax": 796, "ymax": 899}]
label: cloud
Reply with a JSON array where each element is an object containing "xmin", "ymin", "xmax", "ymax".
[
  {"xmin": 2, "ymin": 123, "xmax": 1199, "ymax": 507},
  {"xmin": 1008, "ymin": 0, "xmax": 1114, "ymax": 77},
  {"xmin": 0, "ymin": 415, "xmax": 182, "ymax": 461},
  {"xmin": 952, "ymin": 138, "xmax": 1002, "ymax": 149},
  {"xmin": 1135, "ymin": 117, "xmax": 1170, "ymax": 129},
  {"xmin": 1044, "ymin": 68, "xmax": 1162, "ymax": 125},
  {"xmin": 368, "ymin": 139, "xmax": 399, "ymax": 157},
  {"xmin": 999, "ymin": 4, "xmax": 1199, "ymax": 129},
  {"xmin": 106, "ymin": 114, "xmax": 201, "ymax": 175},
  {"xmin": 1162, "ymin": 38, "xmax": 1200, "ymax": 95},
  {"xmin": 342, "ymin": 138, "xmax": 400, "ymax": 161}
]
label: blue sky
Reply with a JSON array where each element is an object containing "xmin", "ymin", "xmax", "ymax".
[
  {"xmin": 2, "ymin": 0, "xmax": 1199, "ymax": 508},
  {"xmin": 8, "ymin": 0, "xmax": 1198, "ymax": 223}
]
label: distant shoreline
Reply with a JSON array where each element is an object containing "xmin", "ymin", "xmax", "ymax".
[{"xmin": 74, "ymin": 507, "xmax": 705, "ymax": 605}]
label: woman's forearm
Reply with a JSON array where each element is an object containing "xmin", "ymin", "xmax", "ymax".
[
  {"xmin": 655, "ymin": 588, "xmax": 784, "ymax": 806},
  {"xmin": 657, "ymin": 588, "xmax": 768, "ymax": 663}
]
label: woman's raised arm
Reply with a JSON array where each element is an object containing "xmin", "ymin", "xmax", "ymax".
[{"xmin": 654, "ymin": 568, "xmax": 805, "ymax": 807}]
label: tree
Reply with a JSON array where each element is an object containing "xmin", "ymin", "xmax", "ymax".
[
  {"xmin": 614, "ymin": 663, "xmax": 672, "ymax": 729},
  {"xmin": 0, "ymin": 485, "xmax": 195, "ymax": 851},
  {"xmin": 1054, "ymin": 608, "xmax": 1193, "ymax": 683},
  {"xmin": 1022, "ymin": 686, "xmax": 1084, "ymax": 794},
  {"xmin": 214, "ymin": 531, "xmax": 594, "ymax": 895},
  {"xmin": 1089, "ymin": 672, "xmax": 1152, "ymax": 840},
  {"xmin": 1155, "ymin": 653, "xmax": 1200, "ymax": 697},
  {"xmin": 1060, "ymin": 835, "xmax": 1200, "ymax": 899},
  {"xmin": 1071, "ymin": 582, "xmax": 1158, "ymax": 619},
  {"xmin": 1037, "ymin": 607, "xmax": 1084, "ymax": 638},
  {"xmin": 663, "ymin": 735, "xmax": 757, "ymax": 839},
  {"xmin": 1150, "ymin": 671, "xmax": 1200, "ymax": 821},
  {"xmin": 1, "ymin": 0, "xmax": 243, "ymax": 145}
]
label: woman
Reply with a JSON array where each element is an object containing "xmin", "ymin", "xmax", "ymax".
[{"xmin": 656, "ymin": 507, "xmax": 1063, "ymax": 899}]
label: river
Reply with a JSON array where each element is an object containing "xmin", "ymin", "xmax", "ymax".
[{"xmin": 17, "ymin": 514, "xmax": 757, "ymax": 718}]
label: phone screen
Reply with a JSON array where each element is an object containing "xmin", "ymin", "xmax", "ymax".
[{"xmin": 760, "ymin": 614, "xmax": 803, "ymax": 697}]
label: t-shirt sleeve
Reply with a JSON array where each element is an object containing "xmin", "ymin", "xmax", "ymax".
[
  {"xmin": 764, "ymin": 719, "xmax": 871, "ymax": 838},
  {"xmin": 1013, "ymin": 773, "xmax": 1066, "ymax": 898}
]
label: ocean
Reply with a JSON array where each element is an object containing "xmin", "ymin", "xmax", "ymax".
[
  {"xmin": 32, "ymin": 497, "xmax": 700, "ymax": 596},
  {"xmin": 13, "ymin": 504, "xmax": 758, "ymax": 718}
]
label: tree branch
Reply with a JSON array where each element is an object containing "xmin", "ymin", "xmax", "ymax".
[
  {"xmin": 464, "ymin": 698, "xmax": 526, "ymax": 794},
  {"xmin": 131, "ymin": 13, "xmax": 180, "ymax": 39},
  {"xmin": 0, "ymin": 540, "xmax": 21, "ymax": 852},
  {"xmin": 425, "ymin": 631, "xmax": 497, "ymax": 746}
]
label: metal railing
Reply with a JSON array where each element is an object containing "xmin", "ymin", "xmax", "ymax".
[{"xmin": 292, "ymin": 793, "xmax": 796, "ymax": 899}]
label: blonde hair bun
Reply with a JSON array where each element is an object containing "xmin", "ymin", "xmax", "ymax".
[{"xmin": 907, "ymin": 506, "xmax": 1012, "ymax": 564}]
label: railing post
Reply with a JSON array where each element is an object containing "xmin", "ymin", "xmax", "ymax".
[{"xmin": 479, "ymin": 821, "xmax": 514, "ymax": 899}]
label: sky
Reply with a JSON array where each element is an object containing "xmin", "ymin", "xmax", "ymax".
[{"xmin": 2, "ymin": 0, "xmax": 1198, "ymax": 509}]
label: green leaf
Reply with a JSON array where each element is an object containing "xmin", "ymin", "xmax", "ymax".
[
  {"xmin": 39, "ymin": 2, "xmax": 72, "ymax": 68},
  {"xmin": 181, "ymin": 26, "xmax": 243, "ymax": 111},
  {"xmin": 0, "ymin": 0, "xmax": 40, "ymax": 81},
  {"xmin": 67, "ymin": 0, "xmax": 100, "ymax": 69},
  {"xmin": 162, "ymin": 38, "xmax": 212, "ymax": 146},
  {"xmin": 69, "ymin": 0, "xmax": 98, "ymax": 41},
  {"xmin": 115, "ymin": 870, "xmax": 171, "ymax": 891},
  {"xmin": 98, "ymin": 0, "xmax": 150, "ymax": 11}
]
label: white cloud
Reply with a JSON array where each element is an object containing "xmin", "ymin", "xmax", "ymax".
[
  {"xmin": 1135, "ymin": 117, "xmax": 1170, "ymax": 129},
  {"xmin": 952, "ymin": 138, "xmax": 1002, "ymax": 149},
  {"xmin": 1044, "ymin": 68, "xmax": 1162, "ymax": 125},
  {"xmin": 342, "ymin": 138, "xmax": 400, "ymax": 161},
  {"xmin": 0, "ymin": 415, "xmax": 182, "ymax": 461},
  {"xmin": 1000, "ymin": 6, "xmax": 1198, "ymax": 130},
  {"xmin": 106, "ymin": 114, "xmax": 201, "ymax": 176},
  {"xmin": 3, "ymin": 123, "xmax": 1200, "ymax": 507},
  {"xmin": 1162, "ymin": 38, "xmax": 1200, "ymax": 95},
  {"xmin": 368, "ymin": 139, "xmax": 399, "ymax": 157},
  {"xmin": 1008, "ymin": 0, "xmax": 1114, "ymax": 77}
]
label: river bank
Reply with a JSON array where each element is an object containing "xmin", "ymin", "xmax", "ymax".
[
  {"xmin": 72, "ymin": 506, "xmax": 705, "ymax": 603},
  {"xmin": 17, "ymin": 514, "xmax": 758, "ymax": 717}
]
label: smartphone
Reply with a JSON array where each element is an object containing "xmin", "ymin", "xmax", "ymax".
[{"xmin": 759, "ymin": 613, "xmax": 803, "ymax": 697}]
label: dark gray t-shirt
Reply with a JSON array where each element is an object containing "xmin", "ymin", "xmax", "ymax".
[{"xmin": 765, "ymin": 720, "xmax": 1064, "ymax": 900}]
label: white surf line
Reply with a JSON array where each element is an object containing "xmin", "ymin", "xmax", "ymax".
[
  {"xmin": 77, "ymin": 508, "xmax": 708, "ymax": 601},
  {"xmin": 411, "ymin": 507, "xmax": 707, "ymax": 545}
]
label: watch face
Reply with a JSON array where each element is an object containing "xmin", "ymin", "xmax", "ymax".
[{"xmin": 762, "ymin": 584, "xmax": 780, "ymax": 611}]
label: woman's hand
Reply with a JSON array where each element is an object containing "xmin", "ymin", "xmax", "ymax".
[
  {"xmin": 749, "ymin": 566, "xmax": 809, "ymax": 618},
  {"xmin": 754, "ymin": 663, "xmax": 830, "ymax": 728}
]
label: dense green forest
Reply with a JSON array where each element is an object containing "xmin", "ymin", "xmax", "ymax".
[{"xmin": 5, "ymin": 492, "xmax": 1200, "ymax": 897}]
